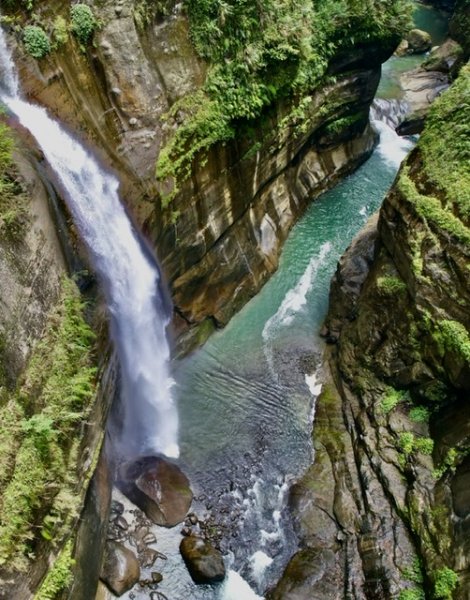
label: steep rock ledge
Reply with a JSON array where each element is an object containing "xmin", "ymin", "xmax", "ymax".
[
  {"xmin": 2, "ymin": 0, "xmax": 407, "ymax": 349},
  {"xmin": 272, "ymin": 64, "xmax": 470, "ymax": 599}
]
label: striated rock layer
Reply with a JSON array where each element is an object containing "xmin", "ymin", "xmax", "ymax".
[{"xmin": 272, "ymin": 65, "xmax": 470, "ymax": 599}]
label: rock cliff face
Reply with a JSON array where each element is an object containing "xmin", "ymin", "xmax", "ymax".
[
  {"xmin": 272, "ymin": 65, "xmax": 470, "ymax": 599},
  {"xmin": 3, "ymin": 0, "xmax": 407, "ymax": 349}
]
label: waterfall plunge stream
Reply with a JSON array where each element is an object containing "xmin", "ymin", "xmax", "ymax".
[{"xmin": 0, "ymin": 26, "xmax": 179, "ymax": 460}]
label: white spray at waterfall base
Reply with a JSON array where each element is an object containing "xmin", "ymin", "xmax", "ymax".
[{"xmin": 0, "ymin": 25, "xmax": 179, "ymax": 459}]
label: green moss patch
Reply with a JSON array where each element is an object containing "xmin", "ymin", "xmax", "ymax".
[
  {"xmin": 156, "ymin": 0, "xmax": 412, "ymax": 199},
  {"xmin": 419, "ymin": 64, "xmax": 470, "ymax": 222},
  {"xmin": 398, "ymin": 168, "xmax": 470, "ymax": 246},
  {"xmin": 0, "ymin": 278, "xmax": 97, "ymax": 571},
  {"xmin": 0, "ymin": 121, "xmax": 28, "ymax": 237}
]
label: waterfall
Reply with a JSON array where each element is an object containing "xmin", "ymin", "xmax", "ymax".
[
  {"xmin": 370, "ymin": 98, "xmax": 410, "ymax": 130},
  {"xmin": 370, "ymin": 98, "xmax": 414, "ymax": 169},
  {"xmin": 0, "ymin": 25, "xmax": 179, "ymax": 459}
]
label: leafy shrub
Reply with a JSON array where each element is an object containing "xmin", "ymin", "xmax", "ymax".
[
  {"xmin": 156, "ymin": 0, "xmax": 413, "ymax": 198},
  {"xmin": 0, "ymin": 278, "xmax": 96, "ymax": 570},
  {"xmin": 399, "ymin": 432, "xmax": 415, "ymax": 456},
  {"xmin": 377, "ymin": 275, "xmax": 407, "ymax": 295},
  {"xmin": 415, "ymin": 437, "xmax": 434, "ymax": 455},
  {"xmin": 409, "ymin": 406, "xmax": 430, "ymax": 423},
  {"xmin": 381, "ymin": 387, "xmax": 407, "ymax": 414},
  {"xmin": 35, "ymin": 540, "xmax": 75, "ymax": 600},
  {"xmin": 71, "ymin": 4, "xmax": 97, "ymax": 45},
  {"xmin": 53, "ymin": 16, "xmax": 69, "ymax": 47},
  {"xmin": 23, "ymin": 25, "xmax": 50, "ymax": 59},
  {"xmin": 0, "ymin": 122, "xmax": 28, "ymax": 236},
  {"xmin": 433, "ymin": 567, "xmax": 459, "ymax": 599}
]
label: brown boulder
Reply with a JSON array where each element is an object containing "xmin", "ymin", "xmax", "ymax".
[
  {"xmin": 117, "ymin": 456, "xmax": 193, "ymax": 527},
  {"xmin": 180, "ymin": 536, "xmax": 226, "ymax": 584},
  {"xmin": 100, "ymin": 541, "xmax": 140, "ymax": 596},
  {"xmin": 406, "ymin": 28, "xmax": 432, "ymax": 54}
]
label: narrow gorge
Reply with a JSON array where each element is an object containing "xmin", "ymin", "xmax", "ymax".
[{"xmin": 0, "ymin": 1, "xmax": 468, "ymax": 599}]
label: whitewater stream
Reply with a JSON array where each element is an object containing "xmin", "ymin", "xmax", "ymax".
[{"xmin": 0, "ymin": 25, "xmax": 179, "ymax": 461}]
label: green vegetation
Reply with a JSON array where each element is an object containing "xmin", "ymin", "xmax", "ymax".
[
  {"xmin": 419, "ymin": 64, "xmax": 470, "ymax": 221},
  {"xmin": 433, "ymin": 567, "xmax": 459, "ymax": 599},
  {"xmin": 415, "ymin": 437, "xmax": 434, "ymax": 455},
  {"xmin": 156, "ymin": 0, "xmax": 412, "ymax": 200},
  {"xmin": 53, "ymin": 16, "xmax": 68, "ymax": 48},
  {"xmin": 409, "ymin": 406, "xmax": 430, "ymax": 423},
  {"xmin": 322, "ymin": 112, "xmax": 366, "ymax": 138},
  {"xmin": 399, "ymin": 590, "xmax": 425, "ymax": 600},
  {"xmin": 398, "ymin": 168, "xmax": 470, "ymax": 246},
  {"xmin": 381, "ymin": 387, "xmax": 407, "ymax": 413},
  {"xmin": 0, "ymin": 278, "xmax": 96, "ymax": 571},
  {"xmin": 435, "ymin": 319, "xmax": 470, "ymax": 363},
  {"xmin": 23, "ymin": 25, "xmax": 51, "ymax": 59},
  {"xmin": 35, "ymin": 540, "xmax": 75, "ymax": 600},
  {"xmin": 70, "ymin": 4, "xmax": 98, "ymax": 45},
  {"xmin": 400, "ymin": 558, "xmax": 425, "ymax": 600},
  {"xmin": 376, "ymin": 275, "xmax": 407, "ymax": 295},
  {"xmin": 399, "ymin": 432, "xmax": 415, "ymax": 456},
  {"xmin": 398, "ymin": 432, "xmax": 434, "ymax": 457},
  {"xmin": 0, "ymin": 121, "xmax": 28, "ymax": 236},
  {"xmin": 433, "ymin": 447, "xmax": 459, "ymax": 480}
]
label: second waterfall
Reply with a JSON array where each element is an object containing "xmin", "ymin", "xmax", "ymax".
[{"xmin": 0, "ymin": 25, "xmax": 179, "ymax": 460}]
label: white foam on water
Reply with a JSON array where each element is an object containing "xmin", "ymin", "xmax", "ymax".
[
  {"xmin": 250, "ymin": 551, "xmax": 274, "ymax": 585},
  {"xmin": 221, "ymin": 570, "xmax": 265, "ymax": 600},
  {"xmin": 372, "ymin": 120, "xmax": 414, "ymax": 169},
  {"xmin": 262, "ymin": 242, "xmax": 332, "ymax": 374},
  {"xmin": 305, "ymin": 372, "xmax": 322, "ymax": 398}
]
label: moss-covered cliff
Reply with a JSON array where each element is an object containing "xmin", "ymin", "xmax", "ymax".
[
  {"xmin": 1, "ymin": 0, "xmax": 412, "ymax": 349},
  {"xmin": 273, "ymin": 64, "xmax": 470, "ymax": 599}
]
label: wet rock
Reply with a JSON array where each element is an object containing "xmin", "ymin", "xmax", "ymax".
[
  {"xmin": 180, "ymin": 536, "xmax": 226, "ymax": 584},
  {"xmin": 139, "ymin": 548, "xmax": 160, "ymax": 568},
  {"xmin": 152, "ymin": 572, "xmax": 163, "ymax": 584},
  {"xmin": 143, "ymin": 532, "xmax": 157, "ymax": 545},
  {"xmin": 422, "ymin": 39, "xmax": 463, "ymax": 73},
  {"xmin": 181, "ymin": 527, "xmax": 192, "ymax": 536},
  {"xmin": 111, "ymin": 500, "xmax": 125, "ymax": 516},
  {"xmin": 396, "ymin": 110, "xmax": 427, "ymax": 136},
  {"xmin": 406, "ymin": 28, "xmax": 432, "ymax": 54},
  {"xmin": 188, "ymin": 513, "xmax": 198, "ymax": 525},
  {"xmin": 116, "ymin": 517, "xmax": 129, "ymax": 531},
  {"xmin": 100, "ymin": 541, "xmax": 140, "ymax": 596},
  {"xmin": 117, "ymin": 456, "xmax": 193, "ymax": 527}
]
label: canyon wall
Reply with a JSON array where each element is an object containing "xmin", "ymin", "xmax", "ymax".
[
  {"xmin": 271, "ymin": 59, "xmax": 470, "ymax": 600},
  {"xmin": 2, "ymin": 0, "xmax": 409, "ymax": 349}
]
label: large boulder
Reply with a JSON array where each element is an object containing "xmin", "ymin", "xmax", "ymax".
[
  {"xmin": 180, "ymin": 536, "xmax": 226, "ymax": 584},
  {"xmin": 406, "ymin": 28, "xmax": 432, "ymax": 54},
  {"xmin": 100, "ymin": 541, "xmax": 140, "ymax": 596},
  {"xmin": 117, "ymin": 456, "xmax": 193, "ymax": 527},
  {"xmin": 422, "ymin": 39, "xmax": 463, "ymax": 73}
]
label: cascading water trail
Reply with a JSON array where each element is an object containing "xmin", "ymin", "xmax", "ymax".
[{"xmin": 0, "ymin": 25, "xmax": 179, "ymax": 459}]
